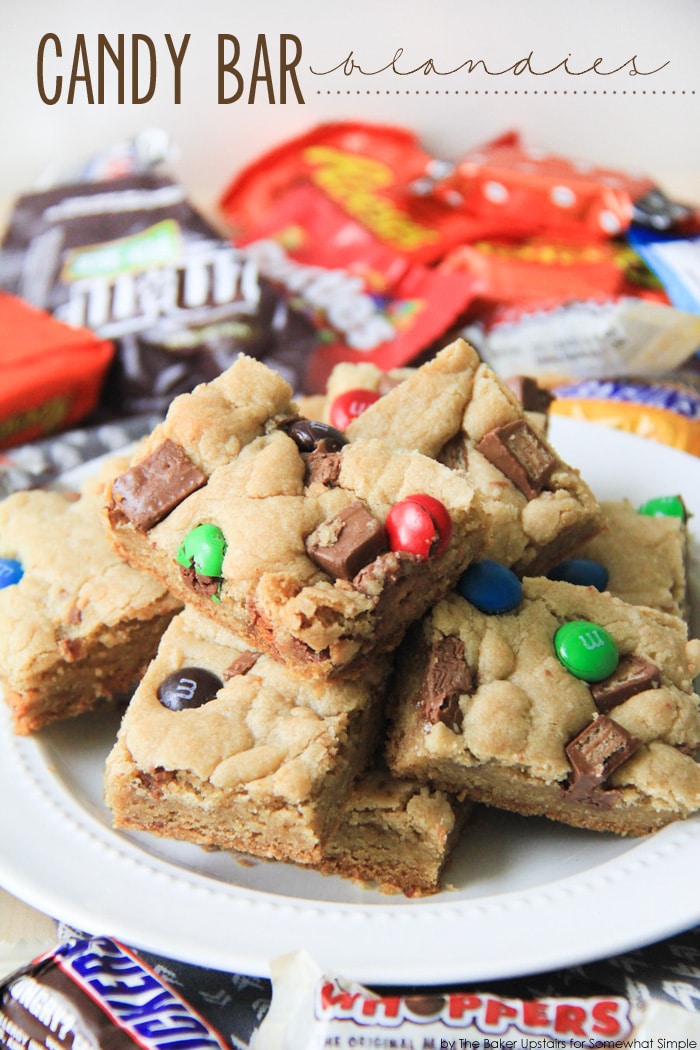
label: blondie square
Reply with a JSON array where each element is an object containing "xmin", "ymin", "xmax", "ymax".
[
  {"xmin": 0, "ymin": 460, "xmax": 181, "ymax": 734},
  {"xmin": 298, "ymin": 360, "xmax": 552, "ymax": 438},
  {"xmin": 386, "ymin": 577, "xmax": 700, "ymax": 835},
  {"xmin": 104, "ymin": 607, "xmax": 391, "ymax": 864},
  {"xmin": 102, "ymin": 354, "xmax": 486, "ymax": 680},
  {"xmin": 569, "ymin": 499, "xmax": 689, "ymax": 620},
  {"xmin": 317, "ymin": 769, "xmax": 471, "ymax": 896},
  {"xmin": 338, "ymin": 339, "xmax": 602, "ymax": 575}
]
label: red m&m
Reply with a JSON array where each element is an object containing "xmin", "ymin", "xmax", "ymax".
[
  {"xmin": 329, "ymin": 388, "xmax": 381, "ymax": 430},
  {"xmin": 386, "ymin": 494, "xmax": 452, "ymax": 559}
]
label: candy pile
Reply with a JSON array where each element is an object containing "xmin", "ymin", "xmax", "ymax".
[{"xmin": 1, "ymin": 121, "xmax": 699, "ymax": 456}]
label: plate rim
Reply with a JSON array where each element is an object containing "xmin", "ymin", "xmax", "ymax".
[{"xmin": 1, "ymin": 415, "xmax": 699, "ymax": 984}]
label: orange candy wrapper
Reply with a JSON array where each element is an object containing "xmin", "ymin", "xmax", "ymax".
[{"xmin": 0, "ymin": 292, "xmax": 113, "ymax": 449}]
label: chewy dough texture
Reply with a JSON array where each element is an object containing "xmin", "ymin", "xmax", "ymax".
[
  {"xmin": 103, "ymin": 354, "xmax": 486, "ymax": 680},
  {"xmin": 386, "ymin": 577, "xmax": 700, "ymax": 836}
]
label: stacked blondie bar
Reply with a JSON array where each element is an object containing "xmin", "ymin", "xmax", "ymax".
[{"xmin": 2, "ymin": 338, "xmax": 699, "ymax": 895}]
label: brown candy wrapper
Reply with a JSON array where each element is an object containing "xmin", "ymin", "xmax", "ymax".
[
  {"xmin": 0, "ymin": 173, "xmax": 316, "ymax": 415},
  {"xmin": 252, "ymin": 950, "xmax": 700, "ymax": 1049}
]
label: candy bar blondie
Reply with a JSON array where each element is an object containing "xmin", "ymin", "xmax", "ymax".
[
  {"xmin": 558, "ymin": 498, "xmax": 689, "ymax": 620},
  {"xmin": 103, "ymin": 354, "xmax": 486, "ymax": 680},
  {"xmin": 316, "ymin": 768, "xmax": 471, "ymax": 896},
  {"xmin": 299, "ymin": 361, "xmax": 552, "ymax": 438},
  {"xmin": 337, "ymin": 339, "xmax": 602, "ymax": 575},
  {"xmin": 0, "ymin": 461, "xmax": 181, "ymax": 734},
  {"xmin": 104, "ymin": 607, "xmax": 391, "ymax": 864},
  {"xmin": 386, "ymin": 576, "xmax": 700, "ymax": 835}
]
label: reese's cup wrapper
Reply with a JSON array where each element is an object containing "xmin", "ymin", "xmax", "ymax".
[
  {"xmin": 0, "ymin": 292, "xmax": 113, "ymax": 450},
  {"xmin": 219, "ymin": 120, "xmax": 483, "ymax": 266}
]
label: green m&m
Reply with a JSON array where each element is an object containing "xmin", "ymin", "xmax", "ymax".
[
  {"xmin": 638, "ymin": 495, "xmax": 686, "ymax": 520},
  {"xmin": 554, "ymin": 620, "xmax": 619, "ymax": 682},
  {"xmin": 176, "ymin": 523, "xmax": 227, "ymax": 578}
]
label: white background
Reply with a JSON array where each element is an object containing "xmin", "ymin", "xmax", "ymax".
[{"xmin": 1, "ymin": 0, "xmax": 699, "ymax": 206}]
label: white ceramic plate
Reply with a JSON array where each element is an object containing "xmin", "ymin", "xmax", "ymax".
[{"xmin": 1, "ymin": 416, "xmax": 699, "ymax": 985}]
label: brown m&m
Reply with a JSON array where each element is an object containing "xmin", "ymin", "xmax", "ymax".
[{"xmin": 157, "ymin": 667, "xmax": 223, "ymax": 710}]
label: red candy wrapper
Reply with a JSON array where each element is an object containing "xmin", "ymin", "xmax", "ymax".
[
  {"xmin": 252, "ymin": 950, "xmax": 700, "ymax": 1049},
  {"xmin": 219, "ymin": 122, "xmax": 480, "ymax": 391},
  {"xmin": 418, "ymin": 129, "xmax": 656, "ymax": 242},
  {"xmin": 219, "ymin": 121, "xmax": 482, "ymax": 266}
]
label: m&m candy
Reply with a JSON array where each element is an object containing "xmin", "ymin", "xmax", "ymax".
[
  {"xmin": 176, "ymin": 524, "xmax": 227, "ymax": 578},
  {"xmin": 457, "ymin": 559, "xmax": 522, "ymax": 614},
  {"xmin": 638, "ymin": 495, "xmax": 686, "ymax": 520},
  {"xmin": 157, "ymin": 667, "xmax": 223, "ymax": 710},
  {"xmin": 554, "ymin": 620, "xmax": 619, "ymax": 682},
  {"xmin": 385, "ymin": 494, "xmax": 451, "ymax": 559},
  {"xmin": 547, "ymin": 558, "xmax": 609, "ymax": 592},
  {"xmin": 0, "ymin": 558, "xmax": 23, "ymax": 590},
  {"xmin": 329, "ymin": 388, "xmax": 381, "ymax": 430}
]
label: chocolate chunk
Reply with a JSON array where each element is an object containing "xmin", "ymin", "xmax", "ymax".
[
  {"xmin": 157, "ymin": 666, "xmax": 223, "ymax": 710},
  {"xmin": 304, "ymin": 448, "xmax": 343, "ymax": 487},
  {"xmin": 224, "ymin": 650, "xmax": 261, "ymax": 679},
  {"xmin": 505, "ymin": 375, "xmax": 555, "ymax": 414},
  {"xmin": 421, "ymin": 635, "xmax": 473, "ymax": 731},
  {"xmin": 306, "ymin": 501, "xmax": 387, "ymax": 580},
  {"xmin": 179, "ymin": 564, "xmax": 222, "ymax": 599},
  {"xmin": 109, "ymin": 439, "xmax": 207, "ymax": 531},
  {"xmin": 590, "ymin": 654, "xmax": 662, "ymax": 713},
  {"xmin": 565, "ymin": 714, "xmax": 640, "ymax": 800},
  {"xmin": 284, "ymin": 418, "xmax": 348, "ymax": 453},
  {"xmin": 476, "ymin": 419, "xmax": 557, "ymax": 498}
]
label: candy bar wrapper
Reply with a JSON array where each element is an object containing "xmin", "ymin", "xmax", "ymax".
[
  {"xmin": 628, "ymin": 224, "xmax": 700, "ymax": 317},
  {"xmin": 0, "ymin": 412, "xmax": 163, "ymax": 498},
  {"xmin": 0, "ymin": 292, "xmax": 114, "ymax": 451},
  {"xmin": 219, "ymin": 120, "xmax": 487, "ymax": 266},
  {"xmin": 252, "ymin": 950, "xmax": 700, "ymax": 1049},
  {"xmin": 410, "ymin": 129, "xmax": 677, "ymax": 243},
  {"xmin": 0, "ymin": 172, "xmax": 318, "ymax": 414},
  {"xmin": 0, "ymin": 935, "xmax": 233, "ymax": 1050},
  {"xmin": 550, "ymin": 372, "xmax": 700, "ymax": 457}
]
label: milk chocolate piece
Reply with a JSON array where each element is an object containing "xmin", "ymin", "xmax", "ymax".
[
  {"xmin": 565, "ymin": 714, "xmax": 640, "ymax": 800},
  {"xmin": 224, "ymin": 650, "xmax": 261, "ymax": 679},
  {"xmin": 306, "ymin": 501, "xmax": 387, "ymax": 580},
  {"xmin": 109, "ymin": 439, "xmax": 207, "ymax": 531},
  {"xmin": 476, "ymin": 419, "xmax": 557, "ymax": 498},
  {"xmin": 179, "ymin": 564, "xmax": 221, "ymax": 598},
  {"xmin": 505, "ymin": 375, "xmax": 554, "ymax": 414},
  {"xmin": 591, "ymin": 654, "xmax": 662, "ymax": 713},
  {"xmin": 304, "ymin": 448, "xmax": 343, "ymax": 487},
  {"xmin": 422, "ymin": 635, "xmax": 473, "ymax": 731}
]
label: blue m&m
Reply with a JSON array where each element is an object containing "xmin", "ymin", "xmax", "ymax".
[
  {"xmin": 547, "ymin": 558, "xmax": 609, "ymax": 592},
  {"xmin": 457, "ymin": 559, "xmax": 522, "ymax": 614},
  {"xmin": 0, "ymin": 558, "xmax": 23, "ymax": 590},
  {"xmin": 554, "ymin": 620, "xmax": 619, "ymax": 682}
]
